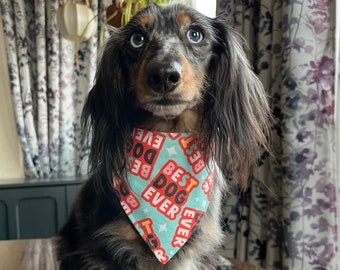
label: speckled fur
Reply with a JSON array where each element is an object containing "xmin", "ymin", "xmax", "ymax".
[{"xmin": 56, "ymin": 3, "xmax": 270, "ymax": 270}]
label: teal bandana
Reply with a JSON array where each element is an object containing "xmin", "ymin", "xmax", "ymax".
[{"xmin": 113, "ymin": 128, "xmax": 215, "ymax": 264}]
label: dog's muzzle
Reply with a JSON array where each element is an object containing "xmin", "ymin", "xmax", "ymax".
[{"xmin": 146, "ymin": 60, "xmax": 182, "ymax": 94}]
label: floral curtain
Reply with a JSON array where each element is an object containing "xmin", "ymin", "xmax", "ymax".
[
  {"xmin": 217, "ymin": 0, "xmax": 338, "ymax": 269},
  {"xmin": 0, "ymin": 0, "xmax": 112, "ymax": 179}
]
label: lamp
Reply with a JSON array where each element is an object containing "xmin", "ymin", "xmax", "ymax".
[{"xmin": 56, "ymin": 0, "xmax": 97, "ymax": 42}]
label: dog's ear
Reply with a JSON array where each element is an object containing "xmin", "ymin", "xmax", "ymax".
[
  {"xmin": 204, "ymin": 18, "xmax": 271, "ymax": 188},
  {"xmin": 81, "ymin": 34, "xmax": 135, "ymax": 184}
]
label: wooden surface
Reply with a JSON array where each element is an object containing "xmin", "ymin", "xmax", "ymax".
[
  {"xmin": 0, "ymin": 240, "xmax": 26, "ymax": 270},
  {"xmin": 0, "ymin": 239, "xmax": 266, "ymax": 270},
  {"xmin": 229, "ymin": 258, "xmax": 266, "ymax": 270}
]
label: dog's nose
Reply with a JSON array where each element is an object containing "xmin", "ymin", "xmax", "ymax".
[{"xmin": 147, "ymin": 61, "xmax": 182, "ymax": 93}]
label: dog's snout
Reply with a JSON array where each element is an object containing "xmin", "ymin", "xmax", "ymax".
[{"xmin": 147, "ymin": 61, "xmax": 182, "ymax": 93}]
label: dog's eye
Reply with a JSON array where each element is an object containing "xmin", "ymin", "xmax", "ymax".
[
  {"xmin": 187, "ymin": 28, "xmax": 204, "ymax": 44},
  {"xmin": 130, "ymin": 31, "xmax": 146, "ymax": 48}
]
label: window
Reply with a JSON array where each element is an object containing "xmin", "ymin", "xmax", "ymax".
[{"xmin": 193, "ymin": 0, "xmax": 216, "ymax": 18}]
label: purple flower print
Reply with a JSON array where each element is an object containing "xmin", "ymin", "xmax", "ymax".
[
  {"xmin": 308, "ymin": 0, "xmax": 334, "ymax": 11},
  {"xmin": 315, "ymin": 181, "xmax": 336, "ymax": 204},
  {"xmin": 306, "ymin": 56, "xmax": 335, "ymax": 88},
  {"xmin": 306, "ymin": 10, "xmax": 329, "ymax": 35}
]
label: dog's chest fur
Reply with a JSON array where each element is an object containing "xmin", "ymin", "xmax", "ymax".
[{"xmin": 56, "ymin": 168, "xmax": 229, "ymax": 270}]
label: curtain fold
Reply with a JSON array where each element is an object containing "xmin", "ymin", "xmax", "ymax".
[
  {"xmin": 0, "ymin": 0, "xmax": 112, "ymax": 179},
  {"xmin": 218, "ymin": 0, "xmax": 338, "ymax": 269}
]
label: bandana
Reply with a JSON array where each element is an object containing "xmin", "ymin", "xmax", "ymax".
[{"xmin": 112, "ymin": 128, "xmax": 214, "ymax": 264}]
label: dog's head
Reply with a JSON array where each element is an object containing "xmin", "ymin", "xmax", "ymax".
[
  {"xmin": 82, "ymin": 4, "xmax": 271, "ymax": 188},
  {"xmin": 128, "ymin": 5, "xmax": 215, "ymax": 122}
]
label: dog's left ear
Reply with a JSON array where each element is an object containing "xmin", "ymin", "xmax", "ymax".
[
  {"xmin": 204, "ymin": 18, "xmax": 271, "ymax": 188},
  {"xmin": 81, "ymin": 32, "xmax": 136, "ymax": 185}
]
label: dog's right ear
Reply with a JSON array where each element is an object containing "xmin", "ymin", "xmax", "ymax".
[
  {"xmin": 204, "ymin": 18, "xmax": 271, "ymax": 188},
  {"xmin": 81, "ymin": 33, "xmax": 135, "ymax": 183}
]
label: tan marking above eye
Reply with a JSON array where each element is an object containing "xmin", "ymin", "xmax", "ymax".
[
  {"xmin": 177, "ymin": 13, "xmax": 192, "ymax": 25},
  {"xmin": 140, "ymin": 15, "xmax": 154, "ymax": 27}
]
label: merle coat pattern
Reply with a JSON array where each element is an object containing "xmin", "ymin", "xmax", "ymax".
[{"xmin": 56, "ymin": 4, "xmax": 270, "ymax": 270}]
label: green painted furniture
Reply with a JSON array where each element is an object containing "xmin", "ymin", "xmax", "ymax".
[{"xmin": 0, "ymin": 178, "xmax": 83, "ymax": 240}]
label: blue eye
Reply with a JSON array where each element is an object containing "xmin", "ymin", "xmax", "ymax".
[
  {"xmin": 130, "ymin": 31, "xmax": 145, "ymax": 48},
  {"xmin": 187, "ymin": 28, "xmax": 204, "ymax": 44}
]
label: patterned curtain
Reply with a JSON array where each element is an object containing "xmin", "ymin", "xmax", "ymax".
[
  {"xmin": 0, "ymin": 0, "xmax": 112, "ymax": 179},
  {"xmin": 217, "ymin": 1, "xmax": 338, "ymax": 269}
]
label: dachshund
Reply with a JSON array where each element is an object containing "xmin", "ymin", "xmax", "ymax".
[{"xmin": 56, "ymin": 3, "xmax": 271, "ymax": 270}]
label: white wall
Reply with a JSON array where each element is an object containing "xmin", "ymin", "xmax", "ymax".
[
  {"xmin": 193, "ymin": 0, "xmax": 216, "ymax": 18},
  {"xmin": 169, "ymin": 0, "xmax": 217, "ymax": 17},
  {"xmin": 0, "ymin": 13, "xmax": 24, "ymax": 183}
]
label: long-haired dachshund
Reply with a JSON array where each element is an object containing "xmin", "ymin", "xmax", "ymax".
[{"xmin": 56, "ymin": 3, "xmax": 270, "ymax": 270}]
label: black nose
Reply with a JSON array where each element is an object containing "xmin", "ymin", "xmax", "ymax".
[{"xmin": 146, "ymin": 61, "xmax": 182, "ymax": 93}]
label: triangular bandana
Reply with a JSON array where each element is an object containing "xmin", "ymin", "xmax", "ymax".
[{"xmin": 113, "ymin": 128, "xmax": 215, "ymax": 264}]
